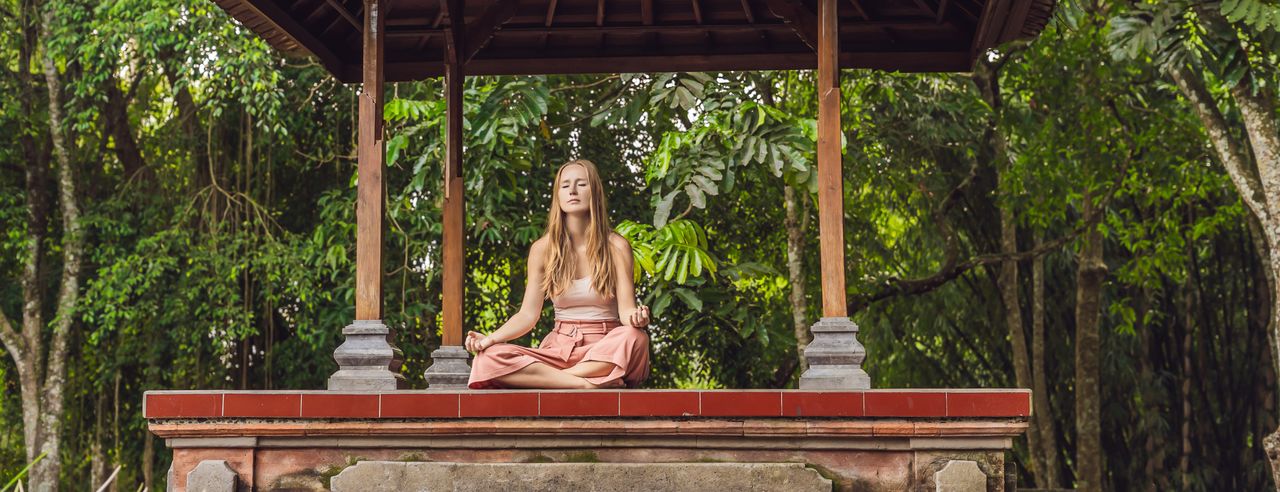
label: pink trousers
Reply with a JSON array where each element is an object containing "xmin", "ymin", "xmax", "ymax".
[{"xmin": 467, "ymin": 319, "xmax": 650, "ymax": 389}]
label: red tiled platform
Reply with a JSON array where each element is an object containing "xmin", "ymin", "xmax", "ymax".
[{"xmin": 144, "ymin": 389, "xmax": 1030, "ymax": 419}]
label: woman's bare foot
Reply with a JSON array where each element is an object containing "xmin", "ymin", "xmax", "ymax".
[{"xmin": 581, "ymin": 377, "xmax": 625, "ymax": 389}]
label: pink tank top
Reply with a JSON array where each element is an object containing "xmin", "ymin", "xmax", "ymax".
[{"xmin": 552, "ymin": 277, "xmax": 620, "ymax": 321}]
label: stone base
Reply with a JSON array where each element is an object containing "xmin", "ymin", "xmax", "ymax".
[
  {"xmin": 331, "ymin": 462, "xmax": 831, "ymax": 492},
  {"xmin": 799, "ymin": 317, "xmax": 870, "ymax": 390},
  {"xmin": 155, "ymin": 418, "xmax": 1021, "ymax": 492},
  {"xmin": 423, "ymin": 345, "xmax": 472, "ymax": 389},
  {"xmin": 328, "ymin": 320, "xmax": 407, "ymax": 390}
]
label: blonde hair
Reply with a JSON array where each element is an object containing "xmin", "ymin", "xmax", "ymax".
[{"xmin": 540, "ymin": 159, "xmax": 617, "ymax": 299}]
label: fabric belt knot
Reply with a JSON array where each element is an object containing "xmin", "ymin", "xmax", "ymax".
[{"xmin": 550, "ymin": 319, "xmax": 621, "ymax": 361}]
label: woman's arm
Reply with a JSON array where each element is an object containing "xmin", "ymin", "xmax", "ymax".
[
  {"xmin": 466, "ymin": 238, "xmax": 549, "ymax": 353},
  {"xmin": 610, "ymin": 234, "xmax": 649, "ymax": 329}
]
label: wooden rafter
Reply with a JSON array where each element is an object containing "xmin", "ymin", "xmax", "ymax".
[
  {"xmin": 846, "ymin": 0, "xmax": 870, "ymax": 20},
  {"xmin": 740, "ymin": 0, "xmax": 755, "ymax": 23},
  {"xmin": 325, "ymin": 0, "xmax": 361, "ymax": 31},
  {"xmin": 545, "ymin": 0, "xmax": 559, "ymax": 26},
  {"xmin": 386, "ymin": 21, "xmax": 953, "ymax": 38},
  {"xmin": 766, "ymin": 0, "xmax": 819, "ymax": 51},
  {"xmin": 936, "ymin": 0, "xmax": 950, "ymax": 23},
  {"xmin": 597, "ymin": 0, "xmax": 605, "ymax": 26},
  {"xmin": 910, "ymin": 0, "xmax": 936, "ymax": 18},
  {"xmin": 463, "ymin": 0, "xmax": 519, "ymax": 62},
  {"xmin": 240, "ymin": 0, "xmax": 343, "ymax": 74},
  {"xmin": 641, "ymin": 0, "xmax": 654, "ymax": 24},
  {"xmin": 691, "ymin": 0, "xmax": 703, "ymax": 24}
]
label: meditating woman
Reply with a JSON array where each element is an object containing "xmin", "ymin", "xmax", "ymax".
[{"xmin": 466, "ymin": 159, "xmax": 651, "ymax": 389}]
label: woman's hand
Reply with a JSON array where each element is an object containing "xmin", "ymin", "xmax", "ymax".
[
  {"xmin": 629, "ymin": 305, "xmax": 650, "ymax": 330},
  {"xmin": 465, "ymin": 331, "xmax": 496, "ymax": 354}
]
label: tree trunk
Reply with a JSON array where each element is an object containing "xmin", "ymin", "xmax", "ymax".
[
  {"xmin": 1031, "ymin": 230, "xmax": 1062, "ymax": 488},
  {"xmin": 784, "ymin": 184, "xmax": 811, "ymax": 374},
  {"xmin": 997, "ymin": 169, "xmax": 1042, "ymax": 483},
  {"xmin": 26, "ymin": 3, "xmax": 86, "ymax": 489},
  {"xmin": 1074, "ymin": 191, "xmax": 1107, "ymax": 491},
  {"xmin": 978, "ymin": 51, "xmax": 1048, "ymax": 486},
  {"xmin": 102, "ymin": 76, "xmax": 151, "ymax": 186},
  {"xmin": 1168, "ymin": 53, "xmax": 1280, "ymax": 488}
]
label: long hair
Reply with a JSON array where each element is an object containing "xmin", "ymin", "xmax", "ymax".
[{"xmin": 540, "ymin": 159, "xmax": 616, "ymax": 299}]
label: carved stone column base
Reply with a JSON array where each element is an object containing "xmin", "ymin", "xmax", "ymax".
[
  {"xmin": 328, "ymin": 320, "xmax": 407, "ymax": 390},
  {"xmin": 799, "ymin": 317, "xmax": 871, "ymax": 390},
  {"xmin": 423, "ymin": 345, "xmax": 472, "ymax": 390}
]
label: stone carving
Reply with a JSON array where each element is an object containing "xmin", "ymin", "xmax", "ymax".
[
  {"xmin": 331, "ymin": 461, "xmax": 832, "ymax": 492},
  {"xmin": 328, "ymin": 320, "xmax": 407, "ymax": 390},
  {"xmin": 185, "ymin": 460, "xmax": 237, "ymax": 492},
  {"xmin": 423, "ymin": 345, "xmax": 472, "ymax": 389},
  {"xmin": 934, "ymin": 460, "xmax": 988, "ymax": 492},
  {"xmin": 799, "ymin": 317, "xmax": 871, "ymax": 389}
]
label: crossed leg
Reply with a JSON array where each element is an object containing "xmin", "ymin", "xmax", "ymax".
[{"xmin": 493, "ymin": 362, "xmax": 622, "ymax": 389}]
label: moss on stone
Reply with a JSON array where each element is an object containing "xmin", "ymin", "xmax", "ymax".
[
  {"xmin": 397, "ymin": 452, "xmax": 427, "ymax": 462},
  {"xmin": 521, "ymin": 453, "xmax": 556, "ymax": 463},
  {"xmin": 319, "ymin": 455, "xmax": 366, "ymax": 484},
  {"xmin": 562, "ymin": 451, "xmax": 601, "ymax": 463}
]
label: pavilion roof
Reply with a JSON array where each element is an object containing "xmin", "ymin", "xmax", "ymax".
[{"xmin": 215, "ymin": 0, "xmax": 1054, "ymax": 82}]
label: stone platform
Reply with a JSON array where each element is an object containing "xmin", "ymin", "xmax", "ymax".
[{"xmin": 146, "ymin": 389, "xmax": 1030, "ymax": 491}]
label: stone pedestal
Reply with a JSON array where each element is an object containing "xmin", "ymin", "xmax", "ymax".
[
  {"xmin": 328, "ymin": 320, "xmax": 407, "ymax": 390},
  {"xmin": 423, "ymin": 345, "xmax": 471, "ymax": 389},
  {"xmin": 186, "ymin": 460, "xmax": 237, "ymax": 492},
  {"xmin": 799, "ymin": 317, "xmax": 871, "ymax": 389},
  {"xmin": 332, "ymin": 462, "xmax": 831, "ymax": 492}
]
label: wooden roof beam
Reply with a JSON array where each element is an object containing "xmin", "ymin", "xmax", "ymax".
[
  {"xmin": 936, "ymin": 0, "xmax": 950, "ymax": 23},
  {"xmin": 847, "ymin": 0, "xmax": 870, "ymax": 20},
  {"xmin": 766, "ymin": 0, "xmax": 818, "ymax": 51},
  {"xmin": 464, "ymin": 0, "xmax": 519, "ymax": 63},
  {"xmin": 325, "ymin": 0, "xmax": 362, "ymax": 31},
  {"xmin": 545, "ymin": 0, "xmax": 559, "ymax": 26},
  {"xmin": 642, "ymin": 0, "xmax": 654, "ymax": 24},
  {"xmin": 691, "ymin": 0, "xmax": 703, "ymax": 24},
  {"xmin": 740, "ymin": 0, "xmax": 755, "ymax": 23},
  {"xmin": 597, "ymin": 0, "xmax": 605, "ymax": 26},
  {"xmin": 240, "ymin": 0, "xmax": 344, "ymax": 74},
  {"xmin": 910, "ymin": 0, "xmax": 936, "ymax": 18}
]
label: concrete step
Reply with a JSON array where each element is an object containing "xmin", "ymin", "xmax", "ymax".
[{"xmin": 329, "ymin": 462, "xmax": 832, "ymax": 492}]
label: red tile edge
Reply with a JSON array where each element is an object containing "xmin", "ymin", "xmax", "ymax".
[
  {"xmin": 864, "ymin": 392, "xmax": 947, "ymax": 417},
  {"xmin": 946, "ymin": 391, "xmax": 1031, "ymax": 417},
  {"xmin": 782, "ymin": 392, "xmax": 864, "ymax": 417},
  {"xmin": 380, "ymin": 393, "xmax": 461, "ymax": 418},
  {"xmin": 619, "ymin": 392, "xmax": 700, "ymax": 417},
  {"xmin": 142, "ymin": 389, "xmax": 1033, "ymax": 419},
  {"xmin": 223, "ymin": 393, "xmax": 302, "ymax": 418},
  {"xmin": 539, "ymin": 392, "xmax": 620, "ymax": 417},
  {"xmin": 144, "ymin": 393, "xmax": 222, "ymax": 418},
  {"xmin": 701, "ymin": 391, "xmax": 782, "ymax": 417},
  {"xmin": 302, "ymin": 394, "xmax": 379, "ymax": 418}
]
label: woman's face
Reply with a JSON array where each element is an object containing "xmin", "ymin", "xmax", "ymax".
[{"xmin": 557, "ymin": 164, "xmax": 591, "ymax": 214}]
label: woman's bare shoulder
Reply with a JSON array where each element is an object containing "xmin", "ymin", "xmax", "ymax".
[
  {"xmin": 608, "ymin": 232, "xmax": 632, "ymax": 251},
  {"xmin": 529, "ymin": 236, "xmax": 551, "ymax": 258}
]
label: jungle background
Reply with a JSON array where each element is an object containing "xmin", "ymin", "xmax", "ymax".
[{"xmin": 3, "ymin": 0, "xmax": 1280, "ymax": 490}]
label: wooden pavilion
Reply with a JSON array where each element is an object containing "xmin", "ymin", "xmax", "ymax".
[
  {"xmin": 207, "ymin": 0, "xmax": 1052, "ymax": 390},
  {"xmin": 143, "ymin": 0, "xmax": 1054, "ymax": 489}
]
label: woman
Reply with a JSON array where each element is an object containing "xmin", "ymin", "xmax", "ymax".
[{"xmin": 466, "ymin": 159, "xmax": 651, "ymax": 389}]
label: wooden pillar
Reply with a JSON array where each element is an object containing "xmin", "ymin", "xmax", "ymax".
[
  {"xmin": 424, "ymin": 0, "xmax": 473, "ymax": 388},
  {"xmin": 799, "ymin": 0, "xmax": 869, "ymax": 389},
  {"xmin": 355, "ymin": 0, "xmax": 385, "ymax": 321},
  {"xmin": 442, "ymin": 1, "xmax": 465, "ymax": 348},
  {"xmin": 816, "ymin": 0, "xmax": 845, "ymax": 318},
  {"xmin": 329, "ymin": 0, "xmax": 405, "ymax": 390}
]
